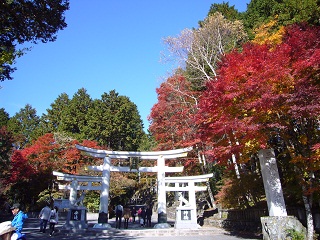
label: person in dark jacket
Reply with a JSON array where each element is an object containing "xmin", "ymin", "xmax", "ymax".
[
  {"xmin": 115, "ymin": 204, "xmax": 123, "ymax": 229},
  {"xmin": 131, "ymin": 207, "xmax": 137, "ymax": 223},
  {"xmin": 145, "ymin": 206, "xmax": 152, "ymax": 227}
]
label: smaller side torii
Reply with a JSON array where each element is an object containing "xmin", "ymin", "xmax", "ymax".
[{"xmin": 164, "ymin": 173, "xmax": 213, "ymax": 229}]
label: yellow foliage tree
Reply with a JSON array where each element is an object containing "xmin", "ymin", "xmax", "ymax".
[{"xmin": 252, "ymin": 18, "xmax": 285, "ymax": 46}]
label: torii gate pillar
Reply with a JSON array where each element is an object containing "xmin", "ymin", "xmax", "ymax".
[
  {"xmin": 70, "ymin": 180, "xmax": 78, "ymax": 206},
  {"xmin": 157, "ymin": 155, "xmax": 167, "ymax": 223},
  {"xmin": 98, "ymin": 156, "xmax": 111, "ymax": 223}
]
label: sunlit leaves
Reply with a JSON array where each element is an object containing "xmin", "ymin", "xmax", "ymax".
[
  {"xmin": 149, "ymin": 74, "xmax": 200, "ymax": 150},
  {"xmin": 252, "ymin": 19, "xmax": 285, "ymax": 45},
  {"xmin": 197, "ymin": 24, "xmax": 320, "ymax": 209}
]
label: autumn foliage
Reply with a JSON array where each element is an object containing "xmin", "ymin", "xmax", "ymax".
[
  {"xmin": 3, "ymin": 133, "xmax": 101, "ymax": 208},
  {"xmin": 149, "ymin": 74, "xmax": 201, "ymax": 150},
  {"xmin": 9, "ymin": 150, "xmax": 34, "ymax": 183},
  {"xmin": 197, "ymin": 24, "xmax": 320, "ymax": 164}
]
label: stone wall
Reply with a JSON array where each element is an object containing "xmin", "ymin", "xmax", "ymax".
[
  {"xmin": 204, "ymin": 217, "xmax": 261, "ymax": 232},
  {"xmin": 261, "ymin": 216, "xmax": 306, "ymax": 240},
  {"xmin": 203, "ymin": 208, "xmax": 310, "ymax": 238},
  {"xmin": 203, "ymin": 208, "xmax": 262, "ymax": 232}
]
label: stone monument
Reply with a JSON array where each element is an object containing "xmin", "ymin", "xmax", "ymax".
[{"xmin": 258, "ymin": 149, "xmax": 304, "ymax": 239}]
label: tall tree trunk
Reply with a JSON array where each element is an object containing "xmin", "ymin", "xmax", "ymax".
[
  {"xmin": 231, "ymin": 154, "xmax": 241, "ymax": 179},
  {"xmin": 198, "ymin": 152, "xmax": 215, "ymax": 209},
  {"xmin": 206, "ymin": 181, "xmax": 216, "ymax": 209},
  {"xmin": 302, "ymin": 190, "xmax": 314, "ymax": 240}
]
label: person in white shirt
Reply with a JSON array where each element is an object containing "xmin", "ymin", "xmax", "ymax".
[
  {"xmin": 48, "ymin": 206, "xmax": 59, "ymax": 236},
  {"xmin": 38, "ymin": 204, "xmax": 51, "ymax": 233}
]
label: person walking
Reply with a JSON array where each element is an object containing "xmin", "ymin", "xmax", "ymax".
[
  {"xmin": 131, "ymin": 207, "xmax": 137, "ymax": 223},
  {"xmin": 137, "ymin": 207, "xmax": 142, "ymax": 223},
  {"xmin": 39, "ymin": 203, "xmax": 51, "ymax": 233},
  {"xmin": 145, "ymin": 205, "xmax": 152, "ymax": 227},
  {"xmin": 139, "ymin": 208, "xmax": 146, "ymax": 227},
  {"xmin": 115, "ymin": 203, "xmax": 123, "ymax": 229},
  {"xmin": 48, "ymin": 206, "xmax": 59, "ymax": 236},
  {"xmin": 123, "ymin": 206, "xmax": 131, "ymax": 229}
]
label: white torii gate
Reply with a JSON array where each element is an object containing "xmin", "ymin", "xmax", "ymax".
[
  {"xmin": 52, "ymin": 160, "xmax": 184, "ymax": 215},
  {"xmin": 53, "ymin": 171, "xmax": 104, "ymax": 205},
  {"xmin": 164, "ymin": 173, "xmax": 213, "ymax": 229},
  {"xmin": 73, "ymin": 144, "xmax": 192, "ymax": 223}
]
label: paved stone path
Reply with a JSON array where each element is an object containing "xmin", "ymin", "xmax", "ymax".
[{"xmin": 21, "ymin": 215, "xmax": 260, "ymax": 240}]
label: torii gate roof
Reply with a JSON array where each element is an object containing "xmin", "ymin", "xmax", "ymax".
[{"xmin": 76, "ymin": 144, "xmax": 193, "ymax": 159}]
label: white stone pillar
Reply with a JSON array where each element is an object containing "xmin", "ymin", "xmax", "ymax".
[
  {"xmin": 100, "ymin": 156, "xmax": 111, "ymax": 214},
  {"xmin": 157, "ymin": 155, "xmax": 167, "ymax": 222},
  {"xmin": 188, "ymin": 181, "xmax": 197, "ymax": 226},
  {"xmin": 174, "ymin": 183, "xmax": 180, "ymax": 201},
  {"xmin": 70, "ymin": 179, "xmax": 78, "ymax": 206},
  {"xmin": 188, "ymin": 181, "xmax": 196, "ymax": 207},
  {"xmin": 258, "ymin": 149, "xmax": 287, "ymax": 216}
]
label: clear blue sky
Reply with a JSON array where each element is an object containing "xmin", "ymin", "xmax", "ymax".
[{"xmin": 0, "ymin": 0, "xmax": 250, "ymax": 131}]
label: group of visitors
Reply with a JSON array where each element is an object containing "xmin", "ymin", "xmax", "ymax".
[
  {"xmin": 114, "ymin": 204, "xmax": 153, "ymax": 229},
  {"xmin": 38, "ymin": 203, "xmax": 59, "ymax": 236},
  {"xmin": 1, "ymin": 201, "xmax": 153, "ymax": 239},
  {"xmin": 137, "ymin": 206, "xmax": 152, "ymax": 227}
]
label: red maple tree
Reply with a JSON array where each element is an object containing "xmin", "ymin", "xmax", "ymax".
[
  {"xmin": 149, "ymin": 74, "xmax": 201, "ymax": 150},
  {"xmin": 197, "ymin": 23, "xmax": 320, "ymax": 235},
  {"xmin": 198, "ymin": 24, "xmax": 320, "ymax": 164}
]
